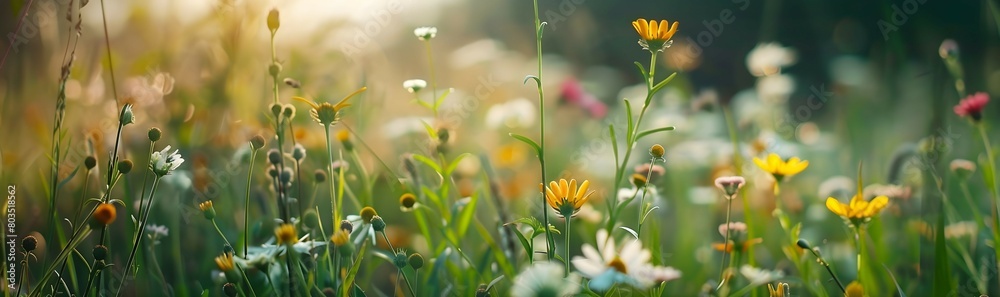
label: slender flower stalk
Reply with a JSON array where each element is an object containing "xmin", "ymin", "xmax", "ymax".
[
  {"xmin": 529, "ymin": 0, "xmax": 554, "ymax": 261},
  {"xmin": 714, "ymin": 176, "xmax": 745, "ymax": 289}
]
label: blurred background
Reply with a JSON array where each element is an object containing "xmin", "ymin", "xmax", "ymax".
[{"xmin": 2, "ymin": 0, "xmax": 1000, "ymax": 295}]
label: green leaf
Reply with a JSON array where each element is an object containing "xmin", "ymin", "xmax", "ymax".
[
  {"xmin": 624, "ymin": 99, "xmax": 635, "ymax": 143},
  {"xmin": 537, "ymin": 21, "xmax": 547, "ymax": 38},
  {"xmin": 618, "ymin": 226, "xmax": 638, "ymax": 239},
  {"xmin": 633, "ymin": 62, "xmax": 649, "ymax": 82},
  {"xmin": 609, "ymin": 125, "xmax": 620, "ymax": 165},
  {"xmin": 342, "ymin": 241, "xmax": 368, "ymax": 296},
  {"xmin": 455, "ymin": 191, "xmax": 479, "ymax": 237},
  {"xmin": 353, "ymin": 284, "xmax": 367, "ymax": 297},
  {"xmin": 445, "ymin": 153, "xmax": 472, "ymax": 176},
  {"xmin": 486, "ymin": 275, "xmax": 505, "ymax": 291},
  {"xmin": 931, "ymin": 212, "xmax": 952, "ymax": 297},
  {"xmin": 412, "ymin": 154, "xmax": 442, "ymax": 174},
  {"xmin": 434, "ymin": 88, "xmax": 454, "ymax": 109},
  {"xmin": 507, "ymin": 224, "xmax": 533, "ymax": 262},
  {"xmin": 510, "ymin": 133, "xmax": 542, "ymax": 157},
  {"xmin": 523, "ymin": 75, "xmax": 541, "ymax": 87},
  {"xmin": 475, "ymin": 221, "xmax": 515, "ymax": 277},
  {"xmin": 634, "ymin": 126, "xmax": 676, "ymax": 141},
  {"xmin": 421, "ymin": 120, "xmax": 438, "ymax": 140},
  {"xmin": 414, "ymin": 99, "xmax": 434, "ymax": 110},
  {"xmin": 884, "ymin": 264, "xmax": 907, "ymax": 297},
  {"xmin": 981, "ymin": 155, "xmax": 997, "ymax": 194},
  {"xmin": 650, "ymin": 72, "xmax": 678, "ymax": 94}
]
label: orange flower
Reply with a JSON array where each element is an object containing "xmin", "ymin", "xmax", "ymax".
[
  {"xmin": 93, "ymin": 203, "xmax": 117, "ymax": 225},
  {"xmin": 543, "ymin": 179, "xmax": 594, "ymax": 218},
  {"xmin": 632, "ymin": 18, "xmax": 679, "ymax": 51}
]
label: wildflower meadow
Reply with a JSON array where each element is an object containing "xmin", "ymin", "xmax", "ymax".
[{"xmin": 2, "ymin": 0, "xmax": 1000, "ymax": 296}]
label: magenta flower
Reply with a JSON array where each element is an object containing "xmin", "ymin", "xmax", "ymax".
[{"xmin": 954, "ymin": 92, "xmax": 989, "ymax": 121}]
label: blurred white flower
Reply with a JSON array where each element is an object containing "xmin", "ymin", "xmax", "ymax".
[
  {"xmin": 617, "ymin": 187, "xmax": 659, "ymax": 203},
  {"xmin": 572, "ymin": 229, "xmax": 681, "ymax": 291},
  {"xmin": 414, "ymin": 27, "xmax": 437, "ymax": 40},
  {"xmin": 346, "ymin": 215, "xmax": 376, "ymax": 245},
  {"xmin": 511, "ymin": 262, "xmax": 580, "ymax": 297},
  {"xmin": 740, "ymin": 265, "xmax": 784, "ymax": 285},
  {"xmin": 403, "ymin": 79, "xmax": 427, "ymax": 94},
  {"xmin": 756, "ymin": 74, "xmax": 794, "ymax": 104},
  {"xmin": 746, "ymin": 43, "xmax": 796, "ymax": 77},
  {"xmin": 381, "ymin": 117, "xmax": 435, "ymax": 139},
  {"xmin": 485, "ymin": 98, "xmax": 536, "ymax": 129},
  {"xmin": 150, "ymin": 145, "xmax": 184, "ymax": 177}
]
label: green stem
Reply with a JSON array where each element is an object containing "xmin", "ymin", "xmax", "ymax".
[
  {"xmin": 424, "ymin": 41, "xmax": 438, "ymax": 118},
  {"xmin": 212, "ymin": 220, "xmax": 234, "ymax": 251},
  {"xmin": 635, "ymin": 157, "xmax": 657, "ymax": 236},
  {"xmin": 115, "ymin": 177, "xmax": 161, "ymax": 297},
  {"xmin": 716, "ymin": 194, "xmax": 735, "ymax": 290},
  {"xmin": 976, "ymin": 123, "xmax": 1000, "ymax": 292},
  {"xmin": 244, "ymin": 149, "xmax": 258, "ymax": 257},
  {"xmin": 564, "ymin": 217, "xmax": 571, "ymax": 277},
  {"xmin": 325, "ymin": 124, "xmax": 339, "ymax": 221},
  {"xmin": 530, "ymin": 0, "xmax": 553, "ymax": 260}
]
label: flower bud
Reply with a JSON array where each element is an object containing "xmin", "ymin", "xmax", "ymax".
[
  {"xmin": 360, "ymin": 207, "xmax": 377, "ymax": 224},
  {"xmin": 119, "ymin": 104, "xmax": 135, "ymax": 126},
  {"xmin": 283, "ymin": 104, "xmax": 296, "ymax": 119},
  {"xmin": 267, "ymin": 149, "xmax": 281, "ymax": 165},
  {"xmin": 340, "ymin": 220, "xmax": 354, "ymax": 234},
  {"xmin": 371, "ymin": 215, "xmax": 386, "ymax": 232},
  {"xmin": 224, "ymin": 283, "xmax": 238, "ymax": 297},
  {"xmin": 199, "ymin": 200, "xmax": 216, "ymax": 220},
  {"xmin": 393, "ymin": 251, "xmax": 408, "ymax": 269},
  {"xmin": 269, "ymin": 63, "xmax": 282, "ymax": 77},
  {"xmin": 292, "ymin": 144, "xmax": 306, "ymax": 161},
  {"xmin": 22, "ymin": 236, "xmax": 36, "ymax": 252},
  {"xmin": 93, "ymin": 245, "xmax": 109, "ymax": 260},
  {"xmin": 303, "ymin": 210, "xmax": 319, "ymax": 229},
  {"xmin": 631, "ymin": 173, "xmax": 647, "ymax": 188},
  {"xmin": 270, "ymin": 103, "xmax": 283, "ymax": 118},
  {"xmin": 85, "ymin": 156, "xmax": 97, "ymax": 170},
  {"xmin": 267, "ymin": 9, "xmax": 280, "ymax": 33},
  {"xmin": 148, "ymin": 127, "xmax": 162, "ymax": 142},
  {"xmin": 649, "ymin": 144, "xmax": 665, "ymax": 159},
  {"xmin": 250, "ymin": 135, "xmax": 266, "ymax": 151},
  {"xmin": 796, "ymin": 238, "xmax": 811, "ymax": 250},
  {"xmin": 408, "ymin": 253, "xmax": 424, "ymax": 270},
  {"xmin": 314, "ymin": 169, "xmax": 327, "ymax": 183},
  {"xmin": 117, "ymin": 159, "xmax": 133, "ymax": 174}
]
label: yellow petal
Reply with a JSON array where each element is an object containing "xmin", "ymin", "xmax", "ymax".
[
  {"xmin": 825, "ymin": 198, "xmax": 848, "ymax": 217},
  {"xmin": 293, "ymin": 96, "xmax": 320, "ymax": 109},
  {"xmin": 559, "ymin": 179, "xmax": 570, "ymax": 198},
  {"xmin": 865, "ymin": 196, "xmax": 889, "ymax": 217},
  {"xmin": 753, "ymin": 157, "xmax": 772, "ymax": 173},
  {"xmin": 576, "ymin": 180, "xmax": 591, "ymax": 200},
  {"xmin": 576, "ymin": 190, "xmax": 593, "ymax": 208},
  {"xmin": 334, "ymin": 87, "xmax": 367, "ymax": 110},
  {"xmin": 632, "ymin": 20, "xmax": 643, "ymax": 36},
  {"xmin": 648, "ymin": 20, "xmax": 658, "ymax": 40},
  {"xmin": 665, "ymin": 21, "xmax": 679, "ymax": 40},
  {"xmin": 549, "ymin": 181, "xmax": 561, "ymax": 198},
  {"xmin": 636, "ymin": 19, "xmax": 649, "ymax": 39},
  {"xmin": 568, "ymin": 179, "xmax": 578, "ymax": 202}
]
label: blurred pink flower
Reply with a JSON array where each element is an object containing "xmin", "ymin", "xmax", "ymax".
[
  {"xmin": 560, "ymin": 78, "xmax": 607, "ymax": 118},
  {"xmin": 954, "ymin": 92, "xmax": 989, "ymax": 121}
]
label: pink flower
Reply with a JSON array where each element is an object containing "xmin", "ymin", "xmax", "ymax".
[
  {"xmin": 954, "ymin": 92, "xmax": 989, "ymax": 121},
  {"xmin": 714, "ymin": 176, "xmax": 746, "ymax": 198},
  {"xmin": 560, "ymin": 78, "xmax": 607, "ymax": 118}
]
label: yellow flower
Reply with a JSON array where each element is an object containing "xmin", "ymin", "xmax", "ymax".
[
  {"xmin": 294, "ymin": 87, "xmax": 367, "ymax": 126},
  {"xmin": 767, "ymin": 282, "xmax": 788, "ymax": 297},
  {"xmin": 543, "ymin": 179, "xmax": 594, "ymax": 218},
  {"xmin": 753, "ymin": 153, "xmax": 809, "ymax": 180},
  {"xmin": 331, "ymin": 229, "xmax": 350, "ymax": 247},
  {"xmin": 632, "ymin": 18, "xmax": 679, "ymax": 51},
  {"xmin": 275, "ymin": 223, "xmax": 298, "ymax": 246},
  {"xmin": 844, "ymin": 281, "xmax": 864, "ymax": 297},
  {"xmin": 399, "ymin": 193, "xmax": 417, "ymax": 211},
  {"xmin": 198, "ymin": 200, "xmax": 216, "ymax": 220},
  {"xmin": 214, "ymin": 252, "xmax": 235, "ymax": 272},
  {"xmin": 825, "ymin": 194, "xmax": 889, "ymax": 221}
]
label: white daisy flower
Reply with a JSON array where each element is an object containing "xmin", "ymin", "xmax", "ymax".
[
  {"xmin": 511, "ymin": 262, "xmax": 580, "ymax": 297},
  {"xmin": 403, "ymin": 79, "xmax": 428, "ymax": 94},
  {"xmin": 150, "ymin": 145, "xmax": 184, "ymax": 177},
  {"xmin": 346, "ymin": 215, "xmax": 377, "ymax": 246},
  {"xmin": 414, "ymin": 27, "xmax": 437, "ymax": 40},
  {"xmin": 571, "ymin": 229, "xmax": 681, "ymax": 291},
  {"xmin": 746, "ymin": 43, "xmax": 796, "ymax": 77},
  {"xmin": 740, "ymin": 265, "xmax": 784, "ymax": 285},
  {"xmin": 485, "ymin": 98, "xmax": 536, "ymax": 129}
]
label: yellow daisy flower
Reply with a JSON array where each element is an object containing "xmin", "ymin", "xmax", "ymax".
[
  {"xmin": 275, "ymin": 223, "xmax": 298, "ymax": 246},
  {"xmin": 825, "ymin": 194, "xmax": 889, "ymax": 221},
  {"xmin": 214, "ymin": 252, "xmax": 235, "ymax": 272},
  {"xmin": 632, "ymin": 18, "xmax": 679, "ymax": 51},
  {"xmin": 293, "ymin": 87, "xmax": 367, "ymax": 126},
  {"xmin": 753, "ymin": 153, "xmax": 809, "ymax": 180},
  {"xmin": 543, "ymin": 179, "xmax": 594, "ymax": 218}
]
